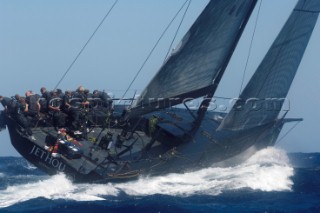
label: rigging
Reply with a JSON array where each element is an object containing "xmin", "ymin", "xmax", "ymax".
[
  {"xmin": 276, "ymin": 121, "xmax": 301, "ymax": 145},
  {"xmin": 120, "ymin": 0, "xmax": 192, "ymax": 102},
  {"xmin": 164, "ymin": 0, "xmax": 192, "ymax": 62},
  {"xmin": 54, "ymin": 0, "xmax": 119, "ymax": 90},
  {"xmin": 239, "ymin": 0, "xmax": 263, "ymax": 95}
]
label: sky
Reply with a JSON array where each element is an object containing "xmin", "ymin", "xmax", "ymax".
[{"xmin": 0, "ymin": 0, "xmax": 319, "ymax": 156}]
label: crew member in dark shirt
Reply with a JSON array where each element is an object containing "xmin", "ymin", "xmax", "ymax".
[
  {"xmin": 62, "ymin": 90, "xmax": 80, "ymax": 130},
  {"xmin": 15, "ymin": 97, "xmax": 33, "ymax": 136},
  {"xmin": 25, "ymin": 90, "xmax": 40, "ymax": 117},
  {"xmin": 40, "ymin": 87, "xmax": 51, "ymax": 113},
  {"xmin": 48, "ymin": 90, "xmax": 66, "ymax": 128},
  {"xmin": 0, "ymin": 95, "xmax": 12, "ymax": 111},
  {"xmin": 93, "ymin": 90, "xmax": 113, "ymax": 110}
]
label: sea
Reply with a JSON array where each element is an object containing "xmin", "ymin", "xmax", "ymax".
[{"xmin": 0, "ymin": 148, "xmax": 319, "ymax": 213}]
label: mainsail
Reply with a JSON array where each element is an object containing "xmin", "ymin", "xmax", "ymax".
[
  {"xmin": 219, "ymin": 0, "xmax": 320, "ymax": 131},
  {"xmin": 127, "ymin": 0, "xmax": 257, "ymax": 118}
]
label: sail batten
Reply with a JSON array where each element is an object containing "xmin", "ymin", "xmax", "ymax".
[
  {"xmin": 127, "ymin": 0, "xmax": 257, "ymax": 118},
  {"xmin": 219, "ymin": 0, "xmax": 320, "ymax": 131}
]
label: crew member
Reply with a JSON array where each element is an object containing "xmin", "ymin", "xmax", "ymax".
[
  {"xmin": 48, "ymin": 90, "xmax": 66, "ymax": 128},
  {"xmin": 13, "ymin": 97, "xmax": 33, "ymax": 136},
  {"xmin": 62, "ymin": 90, "xmax": 80, "ymax": 130},
  {"xmin": 74, "ymin": 86, "xmax": 90, "ymax": 108},
  {"xmin": 40, "ymin": 87, "xmax": 51, "ymax": 113},
  {"xmin": 93, "ymin": 90, "xmax": 113, "ymax": 110},
  {"xmin": 25, "ymin": 90, "xmax": 40, "ymax": 117},
  {"xmin": 0, "ymin": 95, "xmax": 12, "ymax": 112}
]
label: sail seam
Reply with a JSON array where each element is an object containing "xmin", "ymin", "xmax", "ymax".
[{"xmin": 294, "ymin": 9, "xmax": 320, "ymax": 14}]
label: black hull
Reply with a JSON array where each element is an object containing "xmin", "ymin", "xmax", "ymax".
[
  {"xmin": 6, "ymin": 118, "xmax": 103, "ymax": 182},
  {"xmin": 3, "ymin": 109, "xmax": 284, "ymax": 183}
]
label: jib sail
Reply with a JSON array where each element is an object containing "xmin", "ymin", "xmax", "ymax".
[
  {"xmin": 219, "ymin": 0, "xmax": 320, "ymax": 131},
  {"xmin": 128, "ymin": 0, "xmax": 257, "ymax": 118}
]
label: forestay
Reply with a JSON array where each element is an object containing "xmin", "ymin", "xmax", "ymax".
[
  {"xmin": 219, "ymin": 0, "xmax": 320, "ymax": 131},
  {"xmin": 128, "ymin": 0, "xmax": 257, "ymax": 118}
]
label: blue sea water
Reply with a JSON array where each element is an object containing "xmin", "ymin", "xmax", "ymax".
[{"xmin": 0, "ymin": 148, "xmax": 319, "ymax": 213}]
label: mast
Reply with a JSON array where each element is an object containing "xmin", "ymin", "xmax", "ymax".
[{"xmin": 194, "ymin": 0, "xmax": 257, "ymax": 127}]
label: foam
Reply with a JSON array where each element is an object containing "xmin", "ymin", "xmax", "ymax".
[
  {"xmin": 117, "ymin": 148, "xmax": 293, "ymax": 196},
  {"xmin": 23, "ymin": 162, "xmax": 37, "ymax": 170},
  {"xmin": 0, "ymin": 147, "xmax": 294, "ymax": 208},
  {"xmin": 0, "ymin": 174, "xmax": 107, "ymax": 208}
]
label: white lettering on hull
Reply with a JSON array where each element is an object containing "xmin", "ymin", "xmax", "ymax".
[{"xmin": 29, "ymin": 145, "xmax": 66, "ymax": 172}]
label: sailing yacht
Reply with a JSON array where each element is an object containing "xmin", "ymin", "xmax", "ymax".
[{"xmin": 0, "ymin": 0, "xmax": 319, "ymax": 183}]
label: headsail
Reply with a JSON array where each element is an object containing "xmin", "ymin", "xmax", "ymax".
[
  {"xmin": 218, "ymin": 0, "xmax": 320, "ymax": 131},
  {"xmin": 127, "ymin": 0, "xmax": 257, "ymax": 118}
]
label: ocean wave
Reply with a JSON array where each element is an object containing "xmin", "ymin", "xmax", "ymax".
[
  {"xmin": 22, "ymin": 161, "xmax": 37, "ymax": 170},
  {"xmin": 0, "ymin": 147, "xmax": 294, "ymax": 208},
  {"xmin": 0, "ymin": 174, "xmax": 106, "ymax": 208},
  {"xmin": 117, "ymin": 147, "xmax": 293, "ymax": 196}
]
